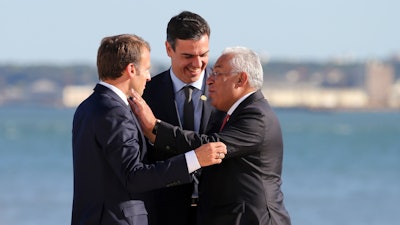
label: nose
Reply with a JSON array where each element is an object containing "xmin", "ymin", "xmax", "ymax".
[
  {"xmin": 206, "ymin": 75, "xmax": 214, "ymax": 85},
  {"xmin": 191, "ymin": 56, "xmax": 202, "ymax": 68},
  {"xmin": 146, "ymin": 72, "xmax": 151, "ymax": 82}
]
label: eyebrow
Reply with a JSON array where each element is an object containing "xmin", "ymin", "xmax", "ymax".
[
  {"xmin": 213, "ymin": 65, "xmax": 222, "ymax": 69},
  {"xmin": 181, "ymin": 50, "xmax": 210, "ymax": 58}
]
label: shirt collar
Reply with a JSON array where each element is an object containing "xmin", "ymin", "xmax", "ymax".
[
  {"xmin": 170, "ymin": 68, "xmax": 205, "ymax": 92},
  {"xmin": 98, "ymin": 81, "xmax": 129, "ymax": 105},
  {"xmin": 226, "ymin": 91, "xmax": 256, "ymax": 116}
]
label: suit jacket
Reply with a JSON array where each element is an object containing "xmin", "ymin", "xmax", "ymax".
[
  {"xmin": 154, "ymin": 90, "xmax": 291, "ymax": 225},
  {"xmin": 71, "ymin": 84, "xmax": 192, "ymax": 225},
  {"xmin": 141, "ymin": 68, "xmax": 225, "ymax": 225}
]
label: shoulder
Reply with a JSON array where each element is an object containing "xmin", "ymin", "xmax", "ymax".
[
  {"xmin": 145, "ymin": 70, "xmax": 170, "ymax": 89},
  {"xmin": 143, "ymin": 70, "xmax": 173, "ymax": 99},
  {"xmin": 149, "ymin": 70, "xmax": 170, "ymax": 84}
]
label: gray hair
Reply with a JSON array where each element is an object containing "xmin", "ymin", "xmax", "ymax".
[{"xmin": 221, "ymin": 46, "xmax": 263, "ymax": 89}]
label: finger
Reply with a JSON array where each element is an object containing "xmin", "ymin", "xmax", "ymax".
[
  {"xmin": 215, "ymin": 152, "xmax": 225, "ymax": 160},
  {"xmin": 132, "ymin": 90, "xmax": 142, "ymax": 102},
  {"xmin": 127, "ymin": 97, "xmax": 134, "ymax": 105},
  {"xmin": 128, "ymin": 98, "xmax": 140, "ymax": 112},
  {"xmin": 128, "ymin": 98, "xmax": 137, "ymax": 110},
  {"xmin": 221, "ymin": 147, "xmax": 227, "ymax": 154},
  {"xmin": 129, "ymin": 97, "xmax": 143, "ymax": 112},
  {"xmin": 213, "ymin": 142, "xmax": 224, "ymax": 147},
  {"xmin": 129, "ymin": 88, "xmax": 134, "ymax": 96},
  {"xmin": 129, "ymin": 88, "xmax": 139, "ymax": 98},
  {"xmin": 216, "ymin": 143, "xmax": 227, "ymax": 154}
]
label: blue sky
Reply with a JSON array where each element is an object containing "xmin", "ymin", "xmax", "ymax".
[{"xmin": 1, "ymin": 0, "xmax": 399, "ymax": 65}]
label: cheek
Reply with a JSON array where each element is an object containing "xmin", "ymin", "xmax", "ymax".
[
  {"xmin": 212, "ymin": 91, "xmax": 224, "ymax": 104},
  {"xmin": 212, "ymin": 94, "xmax": 228, "ymax": 111},
  {"xmin": 210, "ymin": 97, "xmax": 219, "ymax": 109},
  {"xmin": 172, "ymin": 55, "xmax": 186, "ymax": 64}
]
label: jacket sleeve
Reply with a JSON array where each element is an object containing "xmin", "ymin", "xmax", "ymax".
[
  {"xmin": 154, "ymin": 107, "xmax": 266, "ymax": 159},
  {"xmin": 96, "ymin": 105, "xmax": 192, "ymax": 193}
]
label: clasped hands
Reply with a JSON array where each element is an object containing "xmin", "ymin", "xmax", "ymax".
[{"xmin": 128, "ymin": 89, "xmax": 226, "ymax": 167}]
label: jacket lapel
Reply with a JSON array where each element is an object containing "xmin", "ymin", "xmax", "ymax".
[
  {"xmin": 200, "ymin": 68, "xmax": 213, "ymax": 133},
  {"xmin": 159, "ymin": 71, "xmax": 182, "ymax": 126},
  {"xmin": 94, "ymin": 83, "xmax": 127, "ymax": 107},
  {"xmin": 94, "ymin": 83, "xmax": 147, "ymax": 159},
  {"xmin": 229, "ymin": 90, "xmax": 265, "ymax": 123}
]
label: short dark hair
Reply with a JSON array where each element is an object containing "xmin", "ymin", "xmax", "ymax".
[
  {"xmin": 97, "ymin": 34, "xmax": 150, "ymax": 80},
  {"xmin": 166, "ymin": 11, "xmax": 210, "ymax": 50}
]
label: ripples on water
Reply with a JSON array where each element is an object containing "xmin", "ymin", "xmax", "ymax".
[
  {"xmin": 279, "ymin": 110, "xmax": 400, "ymax": 225},
  {"xmin": 0, "ymin": 107, "xmax": 399, "ymax": 225}
]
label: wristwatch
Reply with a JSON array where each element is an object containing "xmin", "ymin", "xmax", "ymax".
[{"xmin": 152, "ymin": 119, "xmax": 161, "ymax": 135}]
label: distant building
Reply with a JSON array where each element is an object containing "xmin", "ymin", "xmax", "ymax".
[
  {"xmin": 365, "ymin": 61, "xmax": 394, "ymax": 108},
  {"xmin": 263, "ymin": 86, "xmax": 368, "ymax": 110},
  {"xmin": 62, "ymin": 85, "xmax": 93, "ymax": 108},
  {"xmin": 389, "ymin": 80, "xmax": 400, "ymax": 108}
]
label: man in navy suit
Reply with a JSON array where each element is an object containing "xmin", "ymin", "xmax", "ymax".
[
  {"xmin": 141, "ymin": 11, "xmax": 225, "ymax": 225},
  {"xmin": 71, "ymin": 34, "xmax": 226, "ymax": 225},
  {"xmin": 131, "ymin": 46, "xmax": 291, "ymax": 225}
]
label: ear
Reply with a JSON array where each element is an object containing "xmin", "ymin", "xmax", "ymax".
[
  {"xmin": 236, "ymin": 72, "xmax": 248, "ymax": 87},
  {"xmin": 126, "ymin": 63, "xmax": 136, "ymax": 77},
  {"xmin": 165, "ymin": 41, "xmax": 173, "ymax": 57}
]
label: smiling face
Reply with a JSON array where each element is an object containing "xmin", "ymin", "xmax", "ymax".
[{"xmin": 166, "ymin": 34, "xmax": 209, "ymax": 84}]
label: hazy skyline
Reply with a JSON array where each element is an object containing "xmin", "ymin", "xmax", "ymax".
[{"xmin": 1, "ymin": 0, "xmax": 399, "ymax": 65}]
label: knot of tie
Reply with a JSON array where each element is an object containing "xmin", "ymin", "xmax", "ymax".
[{"xmin": 184, "ymin": 85, "xmax": 194, "ymax": 103}]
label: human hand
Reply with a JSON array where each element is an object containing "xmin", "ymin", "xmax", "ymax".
[
  {"xmin": 128, "ymin": 89, "xmax": 157, "ymax": 139},
  {"xmin": 194, "ymin": 142, "xmax": 227, "ymax": 167}
]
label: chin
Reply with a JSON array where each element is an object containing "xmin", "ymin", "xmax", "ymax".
[
  {"xmin": 186, "ymin": 70, "xmax": 201, "ymax": 78},
  {"xmin": 210, "ymin": 100, "xmax": 218, "ymax": 108},
  {"xmin": 133, "ymin": 88, "xmax": 143, "ymax": 96}
]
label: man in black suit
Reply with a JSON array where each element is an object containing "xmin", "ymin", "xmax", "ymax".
[
  {"xmin": 131, "ymin": 46, "xmax": 291, "ymax": 225},
  {"xmin": 141, "ymin": 11, "xmax": 225, "ymax": 225},
  {"xmin": 71, "ymin": 34, "xmax": 226, "ymax": 225}
]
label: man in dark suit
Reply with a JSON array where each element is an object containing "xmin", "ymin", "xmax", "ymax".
[
  {"xmin": 71, "ymin": 34, "xmax": 227, "ymax": 225},
  {"xmin": 141, "ymin": 11, "xmax": 224, "ymax": 225},
  {"xmin": 130, "ymin": 46, "xmax": 291, "ymax": 225}
]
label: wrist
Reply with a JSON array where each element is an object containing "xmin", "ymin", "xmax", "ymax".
[{"xmin": 152, "ymin": 119, "xmax": 161, "ymax": 135}]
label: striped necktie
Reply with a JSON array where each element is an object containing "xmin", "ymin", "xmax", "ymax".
[{"xmin": 219, "ymin": 114, "xmax": 230, "ymax": 132}]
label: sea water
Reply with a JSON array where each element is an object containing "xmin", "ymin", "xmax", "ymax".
[{"xmin": 0, "ymin": 107, "xmax": 399, "ymax": 225}]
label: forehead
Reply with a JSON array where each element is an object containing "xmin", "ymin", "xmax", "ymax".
[
  {"xmin": 174, "ymin": 35, "xmax": 209, "ymax": 53},
  {"xmin": 213, "ymin": 54, "xmax": 232, "ymax": 69}
]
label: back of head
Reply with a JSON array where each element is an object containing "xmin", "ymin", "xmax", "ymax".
[
  {"xmin": 222, "ymin": 47, "xmax": 264, "ymax": 90},
  {"xmin": 166, "ymin": 11, "xmax": 210, "ymax": 50},
  {"xmin": 97, "ymin": 34, "xmax": 150, "ymax": 81}
]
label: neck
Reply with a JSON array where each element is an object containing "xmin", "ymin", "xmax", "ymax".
[{"xmin": 102, "ymin": 78, "xmax": 129, "ymax": 97}]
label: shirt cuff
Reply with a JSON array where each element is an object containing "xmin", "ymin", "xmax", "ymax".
[{"xmin": 185, "ymin": 150, "xmax": 201, "ymax": 173}]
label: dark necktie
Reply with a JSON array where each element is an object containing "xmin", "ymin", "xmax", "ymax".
[
  {"xmin": 219, "ymin": 114, "xmax": 230, "ymax": 132},
  {"xmin": 183, "ymin": 86, "xmax": 199, "ymax": 202},
  {"xmin": 183, "ymin": 86, "xmax": 195, "ymax": 130}
]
